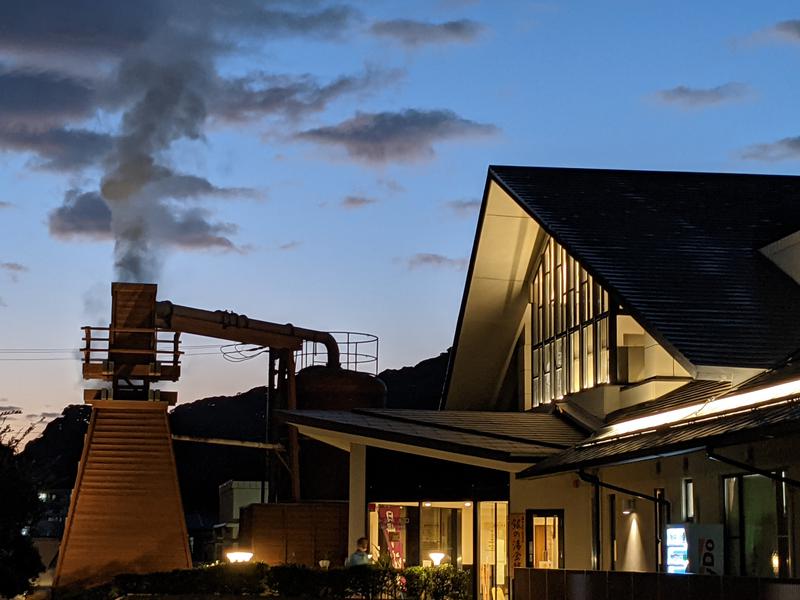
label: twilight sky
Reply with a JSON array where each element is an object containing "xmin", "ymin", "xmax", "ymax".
[{"xmin": 1, "ymin": 1, "xmax": 799, "ymax": 435}]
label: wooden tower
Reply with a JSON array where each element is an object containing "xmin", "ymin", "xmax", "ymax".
[{"xmin": 54, "ymin": 283, "xmax": 191, "ymax": 588}]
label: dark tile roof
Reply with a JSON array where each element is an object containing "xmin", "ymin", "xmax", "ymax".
[
  {"xmin": 605, "ymin": 380, "xmax": 732, "ymax": 424},
  {"xmin": 490, "ymin": 166, "xmax": 800, "ymax": 369},
  {"xmin": 519, "ymin": 396, "xmax": 800, "ymax": 478},
  {"xmin": 281, "ymin": 409, "xmax": 586, "ymax": 464}
]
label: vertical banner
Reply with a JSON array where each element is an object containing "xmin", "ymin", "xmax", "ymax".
[{"xmin": 509, "ymin": 513, "xmax": 525, "ymax": 569}]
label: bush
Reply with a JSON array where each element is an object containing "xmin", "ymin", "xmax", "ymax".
[{"xmin": 54, "ymin": 561, "xmax": 470, "ymax": 600}]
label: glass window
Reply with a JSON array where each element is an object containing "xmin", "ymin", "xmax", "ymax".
[
  {"xmin": 723, "ymin": 474, "xmax": 790, "ymax": 577},
  {"xmin": 529, "ymin": 237, "xmax": 613, "ymax": 403},
  {"xmin": 479, "ymin": 502, "xmax": 508, "ymax": 600},
  {"xmin": 369, "ymin": 502, "xmax": 474, "ymax": 571}
]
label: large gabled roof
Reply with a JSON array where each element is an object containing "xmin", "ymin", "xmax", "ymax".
[{"xmin": 489, "ymin": 166, "xmax": 800, "ymax": 369}]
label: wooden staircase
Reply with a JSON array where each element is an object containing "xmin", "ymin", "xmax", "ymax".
[{"xmin": 54, "ymin": 401, "xmax": 191, "ymax": 587}]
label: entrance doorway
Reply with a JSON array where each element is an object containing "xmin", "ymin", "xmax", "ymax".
[{"xmin": 526, "ymin": 510, "xmax": 564, "ymax": 569}]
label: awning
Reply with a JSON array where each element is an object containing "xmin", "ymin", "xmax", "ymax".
[
  {"xmin": 281, "ymin": 408, "xmax": 587, "ymax": 473},
  {"xmin": 518, "ymin": 396, "xmax": 800, "ymax": 478}
]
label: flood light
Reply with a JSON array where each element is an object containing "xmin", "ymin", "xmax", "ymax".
[
  {"xmin": 621, "ymin": 499, "xmax": 636, "ymax": 515},
  {"xmin": 226, "ymin": 551, "xmax": 253, "ymax": 563}
]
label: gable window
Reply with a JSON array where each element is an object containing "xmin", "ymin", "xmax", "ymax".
[{"xmin": 531, "ymin": 237, "xmax": 611, "ymax": 405}]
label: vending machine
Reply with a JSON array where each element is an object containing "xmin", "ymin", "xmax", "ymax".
[{"xmin": 664, "ymin": 523, "xmax": 724, "ymax": 575}]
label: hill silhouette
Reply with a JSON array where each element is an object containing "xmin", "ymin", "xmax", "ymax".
[{"xmin": 19, "ymin": 350, "xmax": 451, "ymax": 521}]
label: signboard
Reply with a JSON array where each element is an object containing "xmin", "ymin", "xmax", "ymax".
[{"xmin": 509, "ymin": 513, "xmax": 525, "ymax": 569}]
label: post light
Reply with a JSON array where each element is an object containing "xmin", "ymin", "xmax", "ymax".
[
  {"xmin": 226, "ymin": 551, "xmax": 254, "ymax": 563},
  {"xmin": 429, "ymin": 552, "xmax": 446, "ymax": 566},
  {"xmin": 622, "ymin": 499, "xmax": 636, "ymax": 515}
]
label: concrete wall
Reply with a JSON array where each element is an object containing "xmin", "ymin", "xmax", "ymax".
[{"xmin": 510, "ymin": 473, "xmax": 594, "ymax": 570}]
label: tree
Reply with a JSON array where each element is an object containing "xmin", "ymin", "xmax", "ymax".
[{"xmin": 0, "ymin": 423, "xmax": 45, "ymax": 598}]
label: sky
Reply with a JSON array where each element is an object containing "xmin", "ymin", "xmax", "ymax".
[{"xmin": 1, "ymin": 1, "xmax": 799, "ymax": 437}]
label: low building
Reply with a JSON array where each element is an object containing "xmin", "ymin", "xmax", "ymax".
[{"xmin": 285, "ymin": 166, "xmax": 800, "ymax": 595}]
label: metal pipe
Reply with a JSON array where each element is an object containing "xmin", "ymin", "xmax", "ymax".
[
  {"xmin": 155, "ymin": 300, "xmax": 340, "ymax": 367},
  {"xmin": 706, "ymin": 448, "xmax": 800, "ymax": 489}
]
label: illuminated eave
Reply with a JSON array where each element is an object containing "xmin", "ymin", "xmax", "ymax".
[{"xmin": 591, "ymin": 377, "xmax": 800, "ymax": 443}]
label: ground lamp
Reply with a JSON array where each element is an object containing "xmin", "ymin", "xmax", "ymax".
[
  {"xmin": 226, "ymin": 551, "xmax": 254, "ymax": 563},
  {"xmin": 429, "ymin": 552, "xmax": 446, "ymax": 566}
]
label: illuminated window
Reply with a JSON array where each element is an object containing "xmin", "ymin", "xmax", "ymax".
[{"xmin": 531, "ymin": 237, "xmax": 612, "ymax": 405}]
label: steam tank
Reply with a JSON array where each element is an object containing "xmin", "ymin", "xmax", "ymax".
[
  {"xmin": 296, "ymin": 365, "xmax": 386, "ymax": 410},
  {"xmin": 295, "ymin": 366, "xmax": 386, "ymax": 501}
]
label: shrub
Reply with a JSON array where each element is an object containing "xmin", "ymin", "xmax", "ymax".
[{"xmin": 54, "ymin": 561, "xmax": 470, "ymax": 600}]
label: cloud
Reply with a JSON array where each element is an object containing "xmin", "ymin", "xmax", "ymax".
[
  {"xmin": 0, "ymin": 297, "xmax": 5, "ymax": 307},
  {"xmin": 48, "ymin": 190, "xmax": 112, "ymax": 240},
  {"xmin": 296, "ymin": 109, "xmax": 497, "ymax": 163},
  {"xmin": 342, "ymin": 195, "xmax": 378, "ymax": 209},
  {"xmin": 741, "ymin": 136, "xmax": 800, "ymax": 162},
  {"xmin": 377, "ymin": 178, "xmax": 405, "ymax": 193},
  {"xmin": 47, "ymin": 187, "xmax": 241, "ymax": 259},
  {"xmin": 0, "ymin": 201, "xmax": 11, "ymax": 208},
  {"xmin": 654, "ymin": 82, "xmax": 750, "ymax": 108},
  {"xmin": 212, "ymin": 66, "xmax": 402, "ymax": 122},
  {"xmin": 1, "ymin": 262, "xmax": 28, "ymax": 282},
  {"xmin": 0, "ymin": 405, "xmax": 22, "ymax": 413},
  {"xmin": 0, "ymin": 1, "xmax": 372, "ymax": 281},
  {"xmin": 370, "ymin": 18, "xmax": 484, "ymax": 47},
  {"xmin": 0, "ymin": 126, "xmax": 114, "ymax": 171},
  {"xmin": 0, "ymin": 68, "xmax": 97, "ymax": 127},
  {"xmin": 403, "ymin": 253, "xmax": 468, "ymax": 270},
  {"xmin": 445, "ymin": 199, "xmax": 480, "ymax": 216},
  {"xmin": 772, "ymin": 19, "xmax": 800, "ymax": 43},
  {"xmin": 24, "ymin": 412, "xmax": 61, "ymax": 421},
  {"xmin": 278, "ymin": 240, "xmax": 302, "ymax": 251}
]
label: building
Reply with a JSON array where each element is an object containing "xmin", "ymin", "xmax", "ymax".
[{"xmin": 285, "ymin": 166, "xmax": 800, "ymax": 595}]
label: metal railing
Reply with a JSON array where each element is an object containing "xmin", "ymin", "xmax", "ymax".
[{"xmin": 295, "ymin": 331, "xmax": 379, "ymax": 374}]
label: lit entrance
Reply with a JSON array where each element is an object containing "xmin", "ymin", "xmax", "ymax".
[{"xmin": 526, "ymin": 509, "xmax": 564, "ymax": 569}]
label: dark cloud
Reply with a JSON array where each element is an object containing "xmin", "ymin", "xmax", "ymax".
[
  {"xmin": 370, "ymin": 18, "xmax": 484, "ymax": 47},
  {"xmin": 0, "ymin": 126, "xmax": 113, "ymax": 171},
  {"xmin": 278, "ymin": 240, "xmax": 302, "ymax": 251},
  {"xmin": 0, "ymin": 68, "xmax": 96, "ymax": 126},
  {"xmin": 48, "ymin": 190, "xmax": 112, "ymax": 240},
  {"xmin": 773, "ymin": 19, "xmax": 800, "ymax": 42},
  {"xmin": 404, "ymin": 253, "xmax": 468, "ymax": 270},
  {"xmin": 0, "ymin": 1, "xmax": 358, "ymax": 59},
  {"xmin": 212, "ymin": 66, "xmax": 401, "ymax": 121},
  {"xmin": 445, "ymin": 199, "xmax": 480, "ymax": 216},
  {"xmin": 741, "ymin": 136, "xmax": 800, "ymax": 162},
  {"xmin": 25, "ymin": 412, "xmax": 61, "ymax": 421},
  {"xmin": 297, "ymin": 109, "xmax": 497, "ymax": 163},
  {"xmin": 1, "ymin": 262, "xmax": 28, "ymax": 282},
  {"xmin": 655, "ymin": 82, "xmax": 749, "ymax": 108},
  {"xmin": 342, "ymin": 195, "xmax": 377, "ymax": 209}
]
